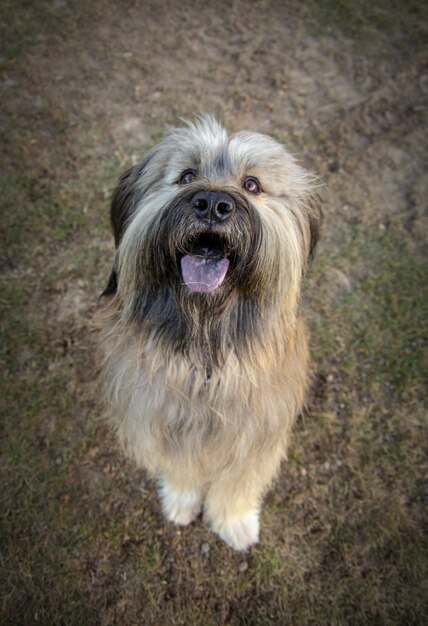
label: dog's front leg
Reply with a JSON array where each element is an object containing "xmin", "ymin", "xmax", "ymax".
[
  {"xmin": 158, "ymin": 476, "xmax": 203, "ymax": 526},
  {"xmin": 203, "ymin": 446, "xmax": 284, "ymax": 551},
  {"xmin": 204, "ymin": 479, "xmax": 262, "ymax": 551}
]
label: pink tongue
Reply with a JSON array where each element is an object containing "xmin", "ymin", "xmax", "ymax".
[{"xmin": 181, "ymin": 255, "xmax": 229, "ymax": 293}]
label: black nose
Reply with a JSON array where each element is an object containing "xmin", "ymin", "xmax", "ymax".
[{"xmin": 191, "ymin": 191, "xmax": 235, "ymax": 222}]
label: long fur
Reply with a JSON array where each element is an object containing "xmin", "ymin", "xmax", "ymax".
[{"xmin": 97, "ymin": 116, "xmax": 321, "ymax": 551}]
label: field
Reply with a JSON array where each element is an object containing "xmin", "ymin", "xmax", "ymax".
[{"xmin": 1, "ymin": 1, "xmax": 427, "ymax": 624}]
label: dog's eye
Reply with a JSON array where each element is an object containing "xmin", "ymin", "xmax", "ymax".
[
  {"xmin": 179, "ymin": 170, "xmax": 197, "ymax": 185},
  {"xmin": 243, "ymin": 177, "xmax": 261, "ymax": 194}
]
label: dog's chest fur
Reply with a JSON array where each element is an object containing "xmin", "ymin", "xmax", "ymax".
[{"xmin": 101, "ymin": 315, "xmax": 308, "ymax": 476}]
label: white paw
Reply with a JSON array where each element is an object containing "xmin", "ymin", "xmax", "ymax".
[
  {"xmin": 158, "ymin": 480, "xmax": 202, "ymax": 526},
  {"xmin": 210, "ymin": 509, "xmax": 260, "ymax": 552}
]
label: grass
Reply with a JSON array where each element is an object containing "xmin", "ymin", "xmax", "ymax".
[
  {"xmin": 307, "ymin": 0, "xmax": 428, "ymax": 57},
  {"xmin": 0, "ymin": 165, "xmax": 118, "ymax": 258},
  {"xmin": 308, "ymin": 223, "xmax": 427, "ymax": 395}
]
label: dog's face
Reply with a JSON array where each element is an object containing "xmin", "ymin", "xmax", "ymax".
[{"xmin": 105, "ymin": 117, "xmax": 321, "ymax": 364}]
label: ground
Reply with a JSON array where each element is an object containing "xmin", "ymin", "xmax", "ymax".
[{"xmin": 1, "ymin": 1, "xmax": 427, "ymax": 624}]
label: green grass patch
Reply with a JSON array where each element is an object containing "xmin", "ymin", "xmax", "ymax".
[
  {"xmin": 1, "ymin": 173, "xmax": 88, "ymax": 251},
  {"xmin": 309, "ymin": 224, "xmax": 427, "ymax": 396},
  {"xmin": 0, "ymin": 157, "xmax": 121, "ymax": 261},
  {"xmin": 307, "ymin": 0, "xmax": 428, "ymax": 55}
]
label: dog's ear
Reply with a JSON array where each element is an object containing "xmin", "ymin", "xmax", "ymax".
[
  {"xmin": 307, "ymin": 193, "xmax": 323, "ymax": 261},
  {"xmin": 101, "ymin": 166, "xmax": 139, "ymax": 297},
  {"xmin": 111, "ymin": 161, "xmax": 146, "ymax": 248},
  {"xmin": 101, "ymin": 265, "xmax": 119, "ymax": 298},
  {"xmin": 102, "ymin": 155, "xmax": 152, "ymax": 297}
]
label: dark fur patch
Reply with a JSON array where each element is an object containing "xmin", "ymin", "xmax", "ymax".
[
  {"xmin": 103, "ymin": 153, "xmax": 156, "ymax": 296},
  {"xmin": 131, "ymin": 284, "xmax": 263, "ymax": 372},
  {"xmin": 124, "ymin": 189, "xmax": 267, "ymax": 369},
  {"xmin": 101, "ymin": 268, "xmax": 118, "ymax": 298},
  {"xmin": 307, "ymin": 193, "xmax": 323, "ymax": 261},
  {"xmin": 110, "ymin": 164, "xmax": 143, "ymax": 247},
  {"xmin": 140, "ymin": 189, "xmax": 263, "ymax": 294}
]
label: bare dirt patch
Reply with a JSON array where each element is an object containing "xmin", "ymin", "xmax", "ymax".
[{"xmin": 1, "ymin": 1, "xmax": 427, "ymax": 624}]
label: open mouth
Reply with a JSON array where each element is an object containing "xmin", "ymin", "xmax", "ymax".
[{"xmin": 180, "ymin": 233, "xmax": 230, "ymax": 293}]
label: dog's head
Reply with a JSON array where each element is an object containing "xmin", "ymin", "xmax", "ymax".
[{"xmin": 103, "ymin": 116, "xmax": 321, "ymax": 361}]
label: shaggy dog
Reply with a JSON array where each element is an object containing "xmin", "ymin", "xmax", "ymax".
[{"xmin": 97, "ymin": 116, "xmax": 321, "ymax": 551}]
